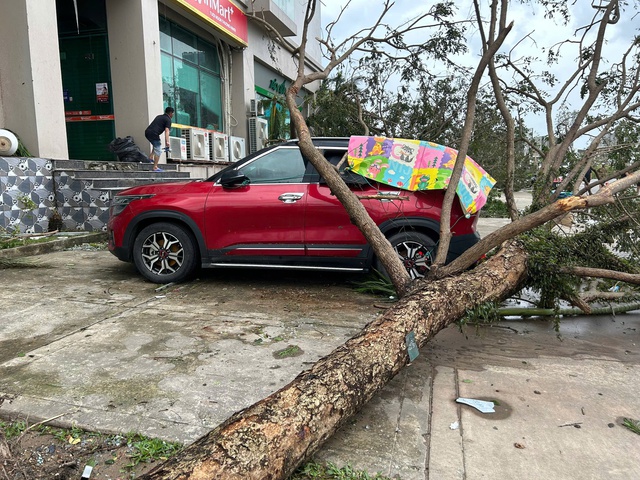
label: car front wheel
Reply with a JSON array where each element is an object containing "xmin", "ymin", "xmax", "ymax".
[
  {"xmin": 375, "ymin": 231, "xmax": 436, "ymax": 280},
  {"xmin": 133, "ymin": 222, "xmax": 198, "ymax": 283}
]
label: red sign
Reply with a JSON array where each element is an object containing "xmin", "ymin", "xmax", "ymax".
[
  {"xmin": 176, "ymin": 0, "xmax": 248, "ymax": 46},
  {"xmin": 65, "ymin": 110, "xmax": 92, "ymax": 116},
  {"xmin": 65, "ymin": 115, "xmax": 115, "ymax": 122}
]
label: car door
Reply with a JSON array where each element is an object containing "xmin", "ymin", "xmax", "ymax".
[
  {"xmin": 203, "ymin": 146, "xmax": 308, "ymax": 260},
  {"xmin": 304, "ymin": 148, "xmax": 412, "ymax": 263},
  {"xmin": 303, "ymin": 149, "xmax": 381, "ymax": 262}
]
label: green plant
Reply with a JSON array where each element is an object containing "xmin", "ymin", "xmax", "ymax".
[
  {"xmin": 260, "ymin": 94, "xmax": 289, "ymax": 144},
  {"xmin": 290, "ymin": 461, "xmax": 392, "ymax": 480},
  {"xmin": 481, "ymin": 190, "xmax": 509, "ymax": 218},
  {"xmin": 125, "ymin": 432, "xmax": 182, "ymax": 468},
  {"xmin": 0, "ymin": 194, "xmax": 38, "ymax": 240},
  {"xmin": 0, "ymin": 420, "xmax": 27, "ymax": 439},
  {"xmin": 17, "ymin": 194, "xmax": 37, "ymax": 212},
  {"xmin": 458, "ymin": 300, "xmax": 502, "ymax": 331},
  {"xmin": 274, "ymin": 344, "xmax": 303, "ymax": 358},
  {"xmin": 353, "ymin": 272, "xmax": 396, "ymax": 297},
  {"xmin": 622, "ymin": 418, "xmax": 640, "ymax": 435}
]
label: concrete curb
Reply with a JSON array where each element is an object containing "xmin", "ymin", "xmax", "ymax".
[{"xmin": 0, "ymin": 232, "xmax": 107, "ymax": 259}]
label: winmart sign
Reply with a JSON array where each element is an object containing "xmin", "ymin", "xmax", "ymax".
[{"xmin": 175, "ymin": 0, "xmax": 248, "ymax": 46}]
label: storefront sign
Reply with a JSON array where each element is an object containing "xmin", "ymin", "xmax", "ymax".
[
  {"xmin": 269, "ymin": 78, "xmax": 287, "ymax": 95},
  {"xmin": 174, "ymin": 0, "xmax": 248, "ymax": 46}
]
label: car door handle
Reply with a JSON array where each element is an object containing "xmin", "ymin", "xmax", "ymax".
[{"xmin": 278, "ymin": 193, "xmax": 304, "ymax": 203}]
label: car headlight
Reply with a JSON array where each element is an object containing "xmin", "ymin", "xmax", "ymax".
[{"xmin": 110, "ymin": 194, "xmax": 155, "ymax": 216}]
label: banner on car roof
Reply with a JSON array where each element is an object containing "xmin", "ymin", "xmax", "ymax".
[{"xmin": 347, "ymin": 136, "xmax": 496, "ymax": 215}]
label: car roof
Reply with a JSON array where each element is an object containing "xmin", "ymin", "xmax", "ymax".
[{"xmin": 280, "ymin": 137, "xmax": 350, "ymax": 148}]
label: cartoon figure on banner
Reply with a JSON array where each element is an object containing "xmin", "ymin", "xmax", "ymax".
[
  {"xmin": 392, "ymin": 143, "xmax": 418, "ymax": 163},
  {"xmin": 368, "ymin": 138, "xmax": 385, "ymax": 156},
  {"xmin": 417, "ymin": 174, "xmax": 431, "ymax": 190},
  {"xmin": 367, "ymin": 159, "xmax": 388, "ymax": 178},
  {"xmin": 462, "ymin": 169, "xmax": 479, "ymax": 195},
  {"xmin": 441, "ymin": 147, "xmax": 457, "ymax": 169}
]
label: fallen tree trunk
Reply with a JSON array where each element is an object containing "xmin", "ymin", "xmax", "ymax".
[{"xmin": 142, "ymin": 241, "xmax": 528, "ymax": 480}]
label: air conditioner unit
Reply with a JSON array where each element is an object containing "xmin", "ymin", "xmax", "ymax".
[
  {"xmin": 180, "ymin": 128, "xmax": 192, "ymax": 158},
  {"xmin": 189, "ymin": 128, "xmax": 210, "ymax": 161},
  {"xmin": 229, "ymin": 136, "xmax": 246, "ymax": 162},
  {"xmin": 249, "ymin": 99, "xmax": 264, "ymax": 116},
  {"xmin": 210, "ymin": 132, "xmax": 229, "ymax": 162},
  {"xmin": 168, "ymin": 136, "xmax": 187, "ymax": 161},
  {"xmin": 248, "ymin": 117, "xmax": 268, "ymax": 154}
]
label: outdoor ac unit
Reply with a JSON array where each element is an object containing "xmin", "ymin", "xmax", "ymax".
[
  {"xmin": 211, "ymin": 132, "xmax": 229, "ymax": 162},
  {"xmin": 188, "ymin": 128, "xmax": 210, "ymax": 161},
  {"xmin": 248, "ymin": 117, "xmax": 268, "ymax": 154},
  {"xmin": 229, "ymin": 136, "xmax": 246, "ymax": 162},
  {"xmin": 168, "ymin": 136, "xmax": 187, "ymax": 161},
  {"xmin": 180, "ymin": 128, "xmax": 192, "ymax": 158},
  {"xmin": 249, "ymin": 99, "xmax": 264, "ymax": 116}
]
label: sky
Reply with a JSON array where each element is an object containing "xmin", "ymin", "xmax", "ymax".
[{"xmin": 317, "ymin": 0, "xmax": 639, "ymax": 142}]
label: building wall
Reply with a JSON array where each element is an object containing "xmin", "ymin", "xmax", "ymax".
[
  {"xmin": 0, "ymin": 157, "xmax": 56, "ymax": 234},
  {"xmin": 0, "ymin": 0, "xmax": 323, "ymax": 163},
  {"xmin": 107, "ymin": 0, "xmax": 164, "ymax": 147},
  {"xmin": 0, "ymin": 0, "xmax": 68, "ymax": 159}
]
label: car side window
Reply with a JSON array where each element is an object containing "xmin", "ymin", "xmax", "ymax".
[
  {"xmin": 238, "ymin": 148, "xmax": 307, "ymax": 184},
  {"xmin": 317, "ymin": 148, "xmax": 370, "ymax": 186}
]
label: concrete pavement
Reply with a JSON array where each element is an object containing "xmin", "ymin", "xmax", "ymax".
[{"xmin": 1, "ymin": 221, "xmax": 639, "ymax": 478}]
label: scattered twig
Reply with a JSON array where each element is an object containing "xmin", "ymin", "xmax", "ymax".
[
  {"xmin": 155, "ymin": 282, "xmax": 176, "ymax": 292},
  {"xmin": 356, "ymin": 194, "xmax": 410, "ymax": 201},
  {"xmin": 558, "ymin": 422, "xmax": 583, "ymax": 427},
  {"xmin": 579, "ymin": 291, "xmax": 634, "ymax": 303},
  {"xmin": 498, "ymin": 302, "xmax": 640, "ymax": 317},
  {"xmin": 17, "ymin": 230, "xmax": 59, "ymax": 239},
  {"xmin": 16, "ymin": 412, "xmax": 73, "ymax": 444},
  {"xmin": 0, "ymin": 435, "xmax": 12, "ymax": 459}
]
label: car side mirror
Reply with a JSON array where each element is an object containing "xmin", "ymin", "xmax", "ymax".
[{"xmin": 220, "ymin": 170, "xmax": 249, "ymax": 188}]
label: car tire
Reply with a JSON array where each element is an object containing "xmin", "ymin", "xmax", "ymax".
[
  {"xmin": 375, "ymin": 231, "xmax": 436, "ymax": 280},
  {"xmin": 133, "ymin": 222, "xmax": 198, "ymax": 283}
]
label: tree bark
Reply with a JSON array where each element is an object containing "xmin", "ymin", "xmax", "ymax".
[
  {"xmin": 141, "ymin": 240, "xmax": 528, "ymax": 480},
  {"xmin": 559, "ymin": 266, "xmax": 640, "ymax": 284}
]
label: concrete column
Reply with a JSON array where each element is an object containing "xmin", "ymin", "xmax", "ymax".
[
  {"xmin": 0, "ymin": 0, "xmax": 68, "ymax": 158},
  {"xmin": 230, "ymin": 48, "xmax": 250, "ymax": 140},
  {"xmin": 106, "ymin": 0, "xmax": 163, "ymax": 156}
]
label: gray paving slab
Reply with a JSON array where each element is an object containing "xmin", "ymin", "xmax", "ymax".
[
  {"xmin": 1, "ymin": 208, "xmax": 640, "ymax": 479},
  {"xmin": 0, "ymin": 250, "xmax": 378, "ymax": 445}
]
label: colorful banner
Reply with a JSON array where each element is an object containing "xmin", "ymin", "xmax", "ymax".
[{"xmin": 347, "ymin": 136, "xmax": 496, "ymax": 214}]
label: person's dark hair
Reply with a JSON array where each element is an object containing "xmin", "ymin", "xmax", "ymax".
[{"xmin": 165, "ymin": 107, "xmax": 175, "ymax": 114}]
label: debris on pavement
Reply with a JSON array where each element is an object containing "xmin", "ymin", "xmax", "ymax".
[{"xmin": 456, "ymin": 397, "xmax": 496, "ymax": 413}]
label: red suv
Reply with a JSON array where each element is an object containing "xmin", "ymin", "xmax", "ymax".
[{"xmin": 107, "ymin": 138, "xmax": 480, "ymax": 283}]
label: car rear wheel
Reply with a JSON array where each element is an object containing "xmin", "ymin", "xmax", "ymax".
[
  {"xmin": 375, "ymin": 231, "xmax": 436, "ymax": 280},
  {"xmin": 133, "ymin": 222, "xmax": 198, "ymax": 283}
]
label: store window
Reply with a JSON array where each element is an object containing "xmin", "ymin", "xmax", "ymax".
[
  {"xmin": 160, "ymin": 17, "xmax": 223, "ymax": 131},
  {"xmin": 255, "ymin": 89, "xmax": 291, "ymax": 143}
]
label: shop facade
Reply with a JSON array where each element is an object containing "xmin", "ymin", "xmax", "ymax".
[{"xmin": 0, "ymin": 0, "xmax": 323, "ymax": 163}]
